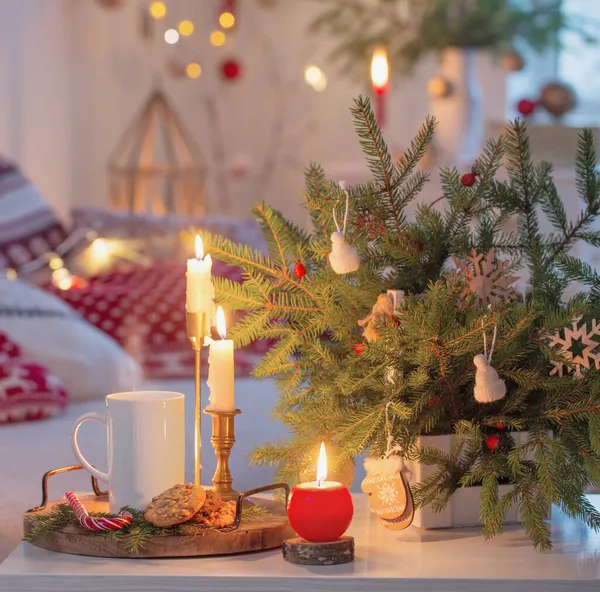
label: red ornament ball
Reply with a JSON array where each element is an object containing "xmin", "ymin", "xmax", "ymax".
[
  {"xmin": 354, "ymin": 342, "xmax": 366, "ymax": 355},
  {"xmin": 293, "ymin": 262, "xmax": 306, "ymax": 279},
  {"xmin": 461, "ymin": 172, "xmax": 476, "ymax": 187},
  {"xmin": 517, "ymin": 99, "xmax": 536, "ymax": 117},
  {"xmin": 495, "ymin": 422, "xmax": 506, "ymax": 430},
  {"xmin": 221, "ymin": 59, "xmax": 242, "ymax": 81},
  {"xmin": 486, "ymin": 434, "xmax": 501, "ymax": 451}
]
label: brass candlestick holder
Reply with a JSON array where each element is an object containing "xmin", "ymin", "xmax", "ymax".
[
  {"xmin": 205, "ymin": 409, "xmax": 241, "ymax": 499},
  {"xmin": 186, "ymin": 311, "xmax": 207, "ymax": 487}
]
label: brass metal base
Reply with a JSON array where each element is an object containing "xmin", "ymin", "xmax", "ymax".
[{"xmin": 205, "ymin": 408, "xmax": 241, "ymax": 497}]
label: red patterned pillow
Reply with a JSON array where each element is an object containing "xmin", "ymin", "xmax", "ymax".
[
  {"xmin": 0, "ymin": 158, "xmax": 67, "ymax": 272},
  {"xmin": 47, "ymin": 260, "xmax": 272, "ymax": 379},
  {"xmin": 0, "ymin": 333, "xmax": 68, "ymax": 424}
]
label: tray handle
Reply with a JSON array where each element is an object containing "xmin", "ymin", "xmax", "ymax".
[
  {"xmin": 27, "ymin": 465, "xmax": 107, "ymax": 513},
  {"xmin": 220, "ymin": 482, "xmax": 290, "ymax": 533}
]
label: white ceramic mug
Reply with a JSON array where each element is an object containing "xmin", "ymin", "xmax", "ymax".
[{"xmin": 72, "ymin": 391, "xmax": 185, "ymax": 512}]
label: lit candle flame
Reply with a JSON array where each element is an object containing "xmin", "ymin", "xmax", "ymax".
[
  {"xmin": 371, "ymin": 46, "xmax": 389, "ymax": 89},
  {"xmin": 316, "ymin": 442, "xmax": 327, "ymax": 487},
  {"xmin": 195, "ymin": 234, "xmax": 204, "ymax": 260},
  {"xmin": 216, "ymin": 305, "xmax": 227, "ymax": 339}
]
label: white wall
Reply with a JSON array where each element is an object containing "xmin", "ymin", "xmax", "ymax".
[{"xmin": 0, "ymin": 0, "xmax": 506, "ymax": 228}]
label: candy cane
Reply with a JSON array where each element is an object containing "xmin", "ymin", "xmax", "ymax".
[{"xmin": 65, "ymin": 492, "xmax": 133, "ymax": 532}]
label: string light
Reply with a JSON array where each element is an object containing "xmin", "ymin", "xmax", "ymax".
[
  {"xmin": 149, "ymin": 1, "xmax": 166, "ymax": 19},
  {"xmin": 51, "ymin": 267, "xmax": 74, "ymax": 291},
  {"xmin": 209, "ymin": 30, "xmax": 226, "ymax": 46},
  {"xmin": 219, "ymin": 11, "xmax": 235, "ymax": 29},
  {"xmin": 178, "ymin": 20, "xmax": 194, "ymax": 36},
  {"xmin": 304, "ymin": 65, "xmax": 327, "ymax": 92},
  {"xmin": 186, "ymin": 62, "xmax": 202, "ymax": 79},
  {"xmin": 5, "ymin": 268, "xmax": 17, "ymax": 281},
  {"xmin": 164, "ymin": 28, "xmax": 180, "ymax": 44},
  {"xmin": 48, "ymin": 254, "xmax": 64, "ymax": 271}
]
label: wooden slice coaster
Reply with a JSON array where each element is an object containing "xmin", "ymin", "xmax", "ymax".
[{"xmin": 282, "ymin": 535, "xmax": 354, "ymax": 565}]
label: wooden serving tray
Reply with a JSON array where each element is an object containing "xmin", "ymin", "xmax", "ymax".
[{"xmin": 24, "ymin": 493, "xmax": 294, "ymax": 558}]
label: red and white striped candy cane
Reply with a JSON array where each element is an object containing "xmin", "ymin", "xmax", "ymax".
[{"xmin": 65, "ymin": 492, "xmax": 133, "ymax": 532}]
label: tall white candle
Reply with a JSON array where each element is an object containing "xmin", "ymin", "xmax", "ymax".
[
  {"xmin": 207, "ymin": 306, "xmax": 235, "ymax": 411},
  {"xmin": 186, "ymin": 235, "xmax": 214, "ymax": 316}
]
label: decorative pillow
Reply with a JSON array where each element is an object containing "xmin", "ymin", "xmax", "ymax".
[
  {"xmin": 48, "ymin": 260, "xmax": 271, "ymax": 379},
  {"xmin": 0, "ymin": 158, "xmax": 67, "ymax": 271},
  {"xmin": 0, "ymin": 332, "xmax": 68, "ymax": 423},
  {"xmin": 0, "ymin": 277, "xmax": 141, "ymax": 400}
]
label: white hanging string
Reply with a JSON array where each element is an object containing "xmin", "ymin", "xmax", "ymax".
[
  {"xmin": 481, "ymin": 320, "xmax": 498, "ymax": 364},
  {"xmin": 482, "ymin": 319, "xmax": 487, "ymax": 359},
  {"xmin": 333, "ymin": 181, "xmax": 350, "ymax": 235},
  {"xmin": 488, "ymin": 325, "xmax": 498, "ymax": 364},
  {"xmin": 384, "ymin": 401, "xmax": 402, "ymax": 458}
]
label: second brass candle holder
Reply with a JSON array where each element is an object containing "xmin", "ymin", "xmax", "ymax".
[
  {"xmin": 205, "ymin": 409, "xmax": 241, "ymax": 499},
  {"xmin": 186, "ymin": 311, "xmax": 207, "ymax": 487}
]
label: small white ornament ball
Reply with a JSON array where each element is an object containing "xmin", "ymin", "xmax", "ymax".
[{"xmin": 427, "ymin": 75, "xmax": 453, "ymax": 99}]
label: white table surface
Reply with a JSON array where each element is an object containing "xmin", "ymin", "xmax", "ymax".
[{"xmin": 2, "ymin": 495, "xmax": 600, "ymax": 592}]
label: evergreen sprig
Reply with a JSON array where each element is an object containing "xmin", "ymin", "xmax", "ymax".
[{"xmin": 201, "ymin": 94, "xmax": 600, "ymax": 550}]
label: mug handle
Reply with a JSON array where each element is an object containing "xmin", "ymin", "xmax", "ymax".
[{"xmin": 72, "ymin": 412, "xmax": 109, "ymax": 483}]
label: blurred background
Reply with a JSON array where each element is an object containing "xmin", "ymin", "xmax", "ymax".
[{"xmin": 0, "ymin": 0, "xmax": 597, "ymax": 228}]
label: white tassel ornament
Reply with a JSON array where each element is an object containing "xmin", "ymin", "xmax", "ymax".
[
  {"xmin": 328, "ymin": 182, "xmax": 360, "ymax": 274},
  {"xmin": 474, "ymin": 324, "xmax": 506, "ymax": 403}
]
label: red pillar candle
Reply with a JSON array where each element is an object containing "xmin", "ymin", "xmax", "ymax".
[{"xmin": 287, "ymin": 443, "xmax": 354, "ymax": 542}]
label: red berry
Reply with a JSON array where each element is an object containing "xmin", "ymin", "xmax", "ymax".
[
  {"xmin": 517, "ymin": 99, "xmax": 536, "ymax": 117},
  {"xmin": 495, "ymin": 422, "xmax": 506, "ymax": 430},
  {"xmin": 427, "ymin": 395, "xmax": 441, "ymax": 408},
  {"xmin": 221, "ymin": 59, "xmax": 241, "ymax": 80},
  {"xmin": 412, "ymin": 237, "xmax": 425, "ymax": 252},
  {"xmin": 486, "ymin": 435, "xmax": 501, "ymax": 451},
  {"xmin": 354, "ymin": 342, "xmax": 366, "ymax": 355},
  {"xmin": 461, "ymin": 173, "xmax": 476, "ymax": 187},
  {"xmin": 293, "ymin": 262, "xmax": 306, "ymax": 279},
  {"xmin": 387, "ymin": 315, "xmax": 401, "ymax": 328}
]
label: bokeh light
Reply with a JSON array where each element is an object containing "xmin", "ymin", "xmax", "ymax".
[
  {"xmin": 219, "ymin": 12, "xmax": 235, "ymax": 29},
  {"xmin": 164, "ymin": 28, "xmax": 180, "ymax": 44},
  {"xmin": 186, "ymin": 62, "xmax": 202, "ymax": 79},
  {"xmin": 178, "ymin": 20, "xmax": 194, "ymax": 36},
  {"xmin": 210, "ymin": 30, "xmax": 226, "ymax": 47},
  {"xmin": 304, "ymin": 65, "xmax": 327, "ymax": 92},
  {"xmin": 149, "ymin": 1, "xmax": 166, "ymax": 19}
]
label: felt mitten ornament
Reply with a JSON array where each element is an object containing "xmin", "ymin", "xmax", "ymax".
[
  {"xmin": 328, "ymin": 182, "xmax": 360, "ymax": 274},
  {"xmin": 474, "ymin": 324, "xmax": 506, "ymax": 403},
  {"xmin": 361, "ymin": 456, "xmax": 414, "ymax": 530}
]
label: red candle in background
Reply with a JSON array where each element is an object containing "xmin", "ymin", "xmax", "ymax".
[
  {"xmin": 287, "ymin": 443, "xmax": 354, "ymax": 543},
  {"xmin": 371, "ymin": 47, "xmax": 389, "ymax": 128}
]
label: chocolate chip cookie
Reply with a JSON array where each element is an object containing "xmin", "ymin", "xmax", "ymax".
[{"xmin": 144, "ymin": 483, "xmax": 206, "ymax": 527}]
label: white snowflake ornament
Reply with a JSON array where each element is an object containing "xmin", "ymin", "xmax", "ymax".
[
  {"xmin": 548, "ymin": 316, "xmax": 600, "ymax": 377},
  {"xmin": 449, "ymin": 249, "xmax": 519, "ymax": 306}
]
